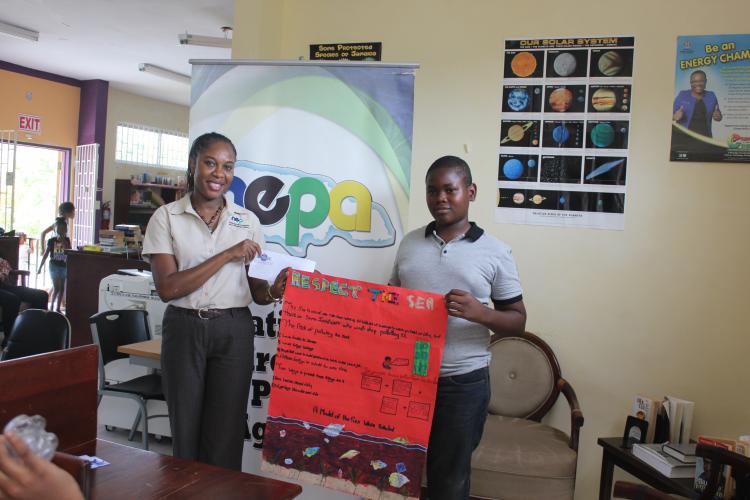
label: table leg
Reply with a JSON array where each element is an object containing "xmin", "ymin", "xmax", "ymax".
[{"xmin": 599, "ymin": 449, "xmax": 615, "ymax": 500}]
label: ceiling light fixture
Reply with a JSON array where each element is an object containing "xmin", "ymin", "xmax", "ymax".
[
  {"xmin": 178, "ymin": 29, "xmax": 232, "ymax": 49},
  {"xmin": 0, "ymin": 20, "xmax": 39, "ymax": 42},
  {"xmin": 138, "ymin": 63, "xmax": 190, "ymax": 84}
]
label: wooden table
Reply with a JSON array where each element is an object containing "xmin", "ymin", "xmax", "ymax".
[
  {"xmin": 598, "ymin": 437, "xmax": 698, "ymax": 499},
  {"xmin": 68, "ymin": 439, "xmax": 302, "ymax": 499},
  {"xmin": 118, "ymin": 338, "xmax": 161, "ymax": 369}
]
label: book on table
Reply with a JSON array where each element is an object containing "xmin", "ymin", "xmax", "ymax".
[
  {"xmin": 632, "ymin": 443, "xmax": 696, "ymax": 478},
  {"xmin": 664, "ymin": 395, "xmax": 695, "ymax": 444},
  {"xmin": 632, "ymin": 395, "xmax": 660, "ymax": 443},
  {"xmin": 662, "ymin": 442, "xmax": 697, "ymax": 464}
]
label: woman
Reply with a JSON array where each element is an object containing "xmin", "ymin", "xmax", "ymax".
[{"xmin": 142, "ymin": 132, "xmax": 286, "ymax": 470}]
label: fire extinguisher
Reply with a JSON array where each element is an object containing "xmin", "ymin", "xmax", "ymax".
[{"xmin": 101, "ymin": 201, "xmax": 111, "ymax": 230}]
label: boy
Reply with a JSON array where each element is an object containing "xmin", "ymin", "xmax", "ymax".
[{"xmin": 390, "ymin": 156, "xmax": 526, "ymax": 500}]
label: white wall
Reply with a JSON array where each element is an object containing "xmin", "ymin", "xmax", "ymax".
[
  {"xmin": 102, "ymin": 87, "xmax": 189, "ymax": 224},
  {"xmin": 234, "ymin": 1, "xmax": 750, "ymax": 498}
]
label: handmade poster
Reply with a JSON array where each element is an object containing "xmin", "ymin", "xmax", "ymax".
[
  {"xmin": 497, "ymin": 36, "xmax": 634, "ymax": 230},
  {"xmin": 671, "ymin": 34, "xmax": 750, "ymax": 163},
  {"xmin": 191, "ymin": 60, "xmax": 417, "ymax": 500},
  {"xmin": 261, "ymin": 270, "xmax": 446, "ymax": 500}
]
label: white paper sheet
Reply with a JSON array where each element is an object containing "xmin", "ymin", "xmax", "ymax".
[{"xmin": 247, "ymin": 250, "xmax": 316, "ymax": 282}]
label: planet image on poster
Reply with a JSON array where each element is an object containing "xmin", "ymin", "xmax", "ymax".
[
  {"xmin": 553, "ymin": 52, "xmax": 577, "ymax": 77},
  {"xmin": 585, "ymin": 158, "xmax": 625, "ymax": 180},
  {"xmin": 510, "ymin": 51, "xmax": 537, "ymax": 77},
  {"xmin": 559, "ymin": 196, "xmax": 566, "ymax": 204},
  {"xmin": 530, "ymin": 194, "xmax": 547, "ymax": 205},
  {"xmin": 552, "ymin": 124, "xmax": 571, "ymax": 145},
  {"xmin": 500, "ymin": 121, "xmax": 536, "ymax": 144},
  {"xmin": 548, "ymin": 88, "xmax": 573, "ymax": 112},
  {"xmin": 598, "ymin": 51, "xmax": 623, "ymax": 76},
  {"xmin": 591, "ymin": 88, "xmax": 617, "ymax": 111},
  {"xmin": 590, "ymin": 123, "xmax": 615, "ymax": 148},
  {"xmin": 512, "ymin": 192, "xmax": 525, "ymax": 204},
  {"xmin": 506, "ymin": 88, "xmax": 530, "ymax": 111},
  {"xmin": 527, "ymin": 158, "xmax": 537, "ymax": 168},
  {"xmin": 502, "ymin": 159, "xmax": 524, "ymax": 180}
]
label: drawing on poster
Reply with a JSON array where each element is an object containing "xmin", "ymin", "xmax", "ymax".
[
  {"xmin": 497, "ymin": 36, "xmax": 634, "ymax": 230},
  {"xmin": 261, "ymin": 270, "xmax": 447, "ymax": 500}
]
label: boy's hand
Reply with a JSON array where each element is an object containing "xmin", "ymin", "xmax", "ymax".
[{"xmin": 445, "ymin": 289, "xmax": 487, "ymax": 323}]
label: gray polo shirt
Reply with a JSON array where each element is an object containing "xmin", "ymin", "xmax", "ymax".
[{"xmin": 390, "ymin": 222, "xmax": 523, "ymax": 377}]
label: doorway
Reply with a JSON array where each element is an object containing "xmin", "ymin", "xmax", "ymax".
[{"xmin": 13, "ymin": 144, "xmax": 65, "ymax": 288}]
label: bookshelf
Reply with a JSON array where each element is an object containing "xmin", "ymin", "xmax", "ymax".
[{"xmin": 113, "ymin": 179, "xmax": 186, "ymax": 230}]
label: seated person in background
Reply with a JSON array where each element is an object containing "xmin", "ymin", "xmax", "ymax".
[
  {"xmin": 40, "ymin": 202, "xmax": 75, "ymax": 246},
  {"xmin": 0, "ymin": 258, "xmax": 48, "ymax": 348},
  {"xmin": 0, "ymin": 431, "xmax": 83, "ymax": 500}
]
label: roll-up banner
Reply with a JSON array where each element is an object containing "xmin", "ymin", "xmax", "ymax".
[{"xmin": 190, "ymin": 60, "xmax": 418, "ymax": 499}]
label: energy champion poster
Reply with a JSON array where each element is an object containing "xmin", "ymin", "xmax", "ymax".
[{"xmin": 671, "ymin": 34, "xmax": 750, "ymax": 163}]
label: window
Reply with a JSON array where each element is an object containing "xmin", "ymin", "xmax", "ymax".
[{"xmin": 115, "ymin": 123, "xmax": 188, "ymax": 169}]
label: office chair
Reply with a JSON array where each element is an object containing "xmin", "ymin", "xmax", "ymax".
[
  {"xmin": 89, "ymin": 309, "xmax": 164, "ymax": 450},
  {"xmin": 614, "ymin": 443, "xmax": 750, "ymax": 500},
  {"xmin": 0, "ymin": 309, "xmax": 70, "ymax": 361}
]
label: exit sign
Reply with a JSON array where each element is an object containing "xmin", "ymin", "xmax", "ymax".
[{"xmin": 18, "ymin": 114, "xmax": 41, "ymax": 134}]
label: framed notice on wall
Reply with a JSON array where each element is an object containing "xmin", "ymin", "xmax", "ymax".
[
  {"xmin": 496, "ymin": 36, "xmax": 635, "ymax": 230},
  {"xmin": 310, "ymin": 42, "xmax": 382, "ymax": 61}
]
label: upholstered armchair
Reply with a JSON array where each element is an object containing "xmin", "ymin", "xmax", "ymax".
[{"xmin": 470, "ymin": 332, "xmax": 584, "ymax": 500}]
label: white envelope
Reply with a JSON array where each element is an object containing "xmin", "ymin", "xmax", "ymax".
[{"xmin": 247, "ymin": 249, "xmax": 316, "ymax": 282}]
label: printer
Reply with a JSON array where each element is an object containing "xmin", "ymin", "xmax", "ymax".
[{"xmin": 97, "ymin": 271, "xmax": 171, "ymax": 438}]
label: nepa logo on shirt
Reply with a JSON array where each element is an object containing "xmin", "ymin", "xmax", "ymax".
[
  {"xmin": 227, "ymin": 160, "xmax": 396, "ymax": 257},
  {"xmin": 229, "ymin": 212, "xmax": 250, "ymax": 228}
]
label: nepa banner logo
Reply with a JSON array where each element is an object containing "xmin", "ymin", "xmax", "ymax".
[{"xmin": 229, "ymin": 160, "xmax": 396, "ymax": 257}]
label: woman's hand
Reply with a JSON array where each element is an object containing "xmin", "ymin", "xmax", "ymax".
[
  {"xmin": 224, "ymin": 239, "xmax": 262, "ymax": 264},
  {"xmin": 0, "ymin": 432, "xmax": 83, "ymax": 500}
]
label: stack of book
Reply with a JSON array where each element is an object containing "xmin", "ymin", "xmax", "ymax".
[
  {"xmin": 114, "ymin": 224, "xmax": 143, "ymax": 249},
  {"xmin": 99, "ymin": 230, "xmax": 127, "ymax": 252},
  {"xmin": 630, "ymin": 394, "xmax": 695, "ymax": 444},
  {"xmin": 632, "ymin": 443, "xmax": 696, "ymax": 478}
]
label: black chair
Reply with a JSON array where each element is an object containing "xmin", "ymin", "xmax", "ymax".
[
  {"xmin": 0, "ymin": 309, "xmax": 70, "ymax": 361},
  {"xmin": 89, "ymin": 309, "xmax": 164, "ymax": 450}
]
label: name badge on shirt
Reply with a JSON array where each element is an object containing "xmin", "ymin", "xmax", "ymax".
[{"xmin": 228, "ymin": 211, "xmax": 251, "ymax": 229}]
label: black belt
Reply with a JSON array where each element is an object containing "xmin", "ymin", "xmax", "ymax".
[{"xmin": 168, "ymin": 305, "xmax": 249, "ymax": 320}]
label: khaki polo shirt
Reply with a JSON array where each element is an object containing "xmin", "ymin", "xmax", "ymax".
[{"xmin": 142, "ymin": 194, "xmax": 264, "ymax": 309}]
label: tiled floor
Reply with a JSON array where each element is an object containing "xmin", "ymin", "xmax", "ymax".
[{"xmin": 96, "ymin": 423, "xmax": 173, "ymax": 456}]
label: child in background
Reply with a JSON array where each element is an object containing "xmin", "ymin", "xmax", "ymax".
[
  {"xmin": 37, "ymin": 220, "xmax": 71, "ymax": 312},
  {"xmin": 40, "ymin": 202, "xmax": 75, "ymax": 245}
]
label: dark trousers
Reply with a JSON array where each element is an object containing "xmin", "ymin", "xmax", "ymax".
[
  {"xmin": 0, "ymin": 283, "xmax": 49, "ymax": 347},
  {"xmin": 161, "ymin": 305, "xmax": 254, "ymax": 470},
  {"xmin": 426, "ymin": 366, "xmax": 490, "ymax": 500}
]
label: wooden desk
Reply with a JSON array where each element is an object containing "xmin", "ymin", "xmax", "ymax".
[
  {"xmin": 598, "ymin": 437, "xmax": 698, "ymax": 499},
  {"xmin": 118, "ymin": 338, "xmax": 161, "ymax": 369},
  {"xmin": 65, "ymin": 250, "xmax": 150, "ymax": 347},
  {"xmin": 68, "ymin": 438, "xmax": 302, "ymax": 499}
]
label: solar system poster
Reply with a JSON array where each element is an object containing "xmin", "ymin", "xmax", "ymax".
[
  {"xmin": 671, "ymin": 34, "xmax": 750, "ymax": 163},
  {"xmin": 498, "ymin": 36, "xmax": 634, "ymax": 230}
]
